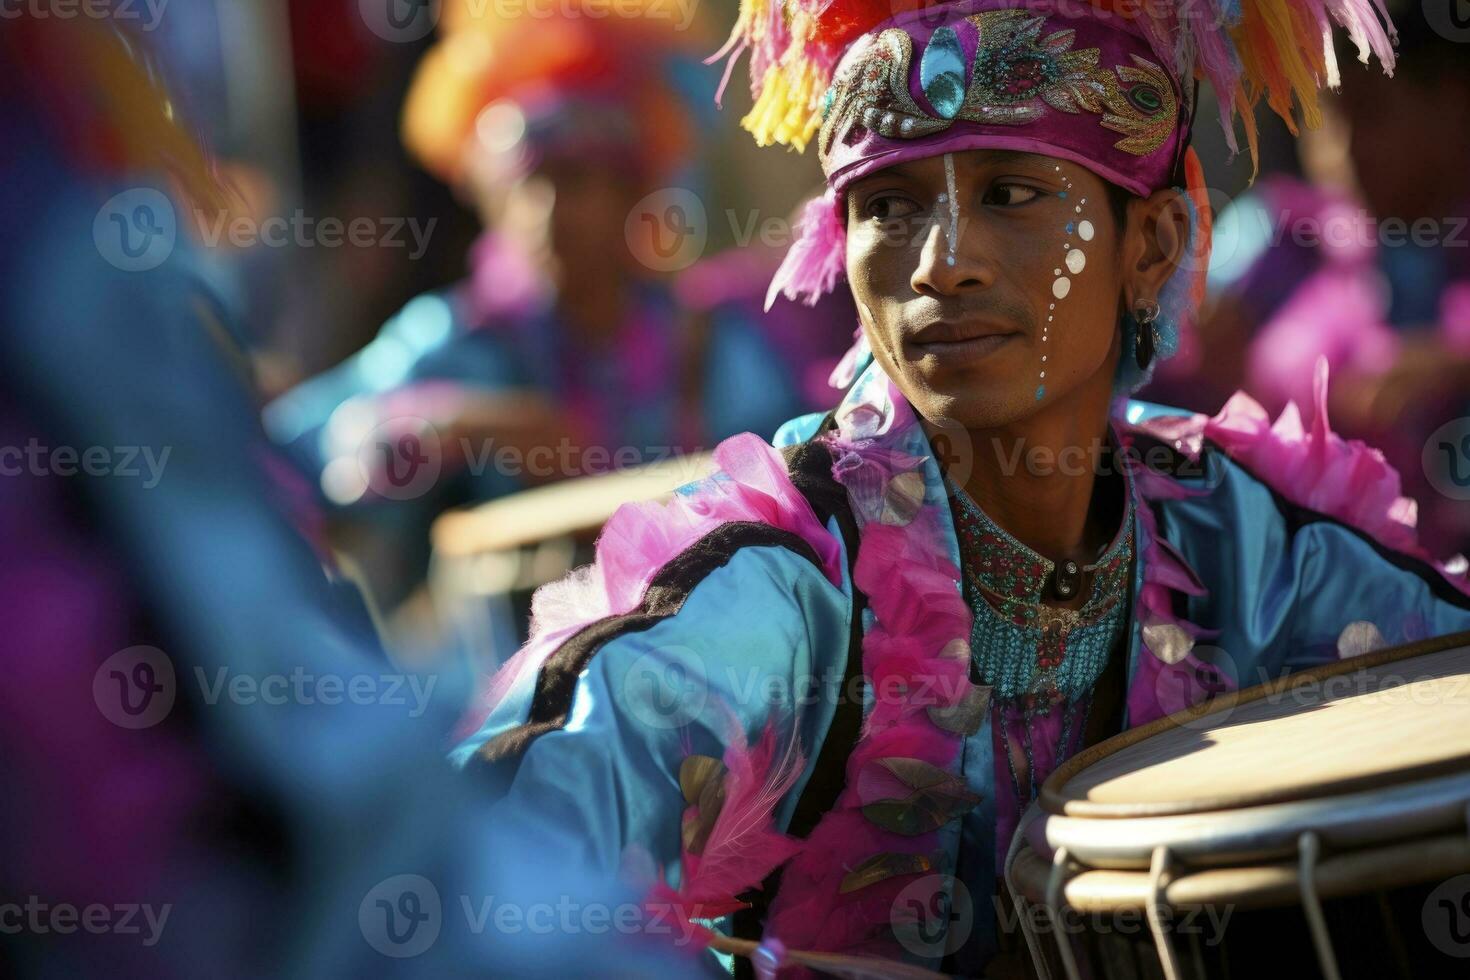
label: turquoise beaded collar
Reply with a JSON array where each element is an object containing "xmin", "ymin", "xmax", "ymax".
[{"xmin": 949, "ymin": 469, "xmax": 1135, "ymax": 711}]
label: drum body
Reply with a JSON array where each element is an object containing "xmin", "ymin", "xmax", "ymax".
[{"xmin": 1007, "ymin": 633, "xmax": 1470, "ymax": 980}]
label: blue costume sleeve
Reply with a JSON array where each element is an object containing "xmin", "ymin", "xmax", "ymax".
[
  {"xmin": 3, "ymin": 164, "xmax": 710, "ymax": 973},
  {"xmin": 453, "ymin": 541, "xmax": 853, "ymax": 973},
  {"xmin": 1158, "ymin": 450, "xmax": 1470, "ymax": 687}
]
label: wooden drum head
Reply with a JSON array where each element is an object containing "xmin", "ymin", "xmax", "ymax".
[{"xmin": 1044, "ymin": 632, "xmax": 1470, "ymax": 821}]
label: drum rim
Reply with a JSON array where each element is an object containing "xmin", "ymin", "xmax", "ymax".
[
  {"xmin": 1009, "ymin": 830, "xmax": 1470, "ymax": 911},
  {"xmin": 1029, "ymin": 768, "xmax": 1470, "ymax": 868},
  {"xmin": 1040, "ymin": 629, "xmax": 1470, "ymax": 819}
]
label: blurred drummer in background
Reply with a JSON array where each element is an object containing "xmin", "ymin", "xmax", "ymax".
[
  {"xmin": 264, "ymin": 0, "xmax": 849, "ymax": 610},
  {"xmin": 0, "ymin": 12, "xmax": 697, "ymax": 978},
  {"xmin": 1189, "ymin": 3, "xmax": 1470, "ymax": 556}
]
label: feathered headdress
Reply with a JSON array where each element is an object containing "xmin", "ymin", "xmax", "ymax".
[
  {"xmin": 715, "ymin": 0, "xmax": 1396, "ymax": 172},
  {"xmin": 715, "ymin": 0, "xmax": 1395, "ymax": 390}
]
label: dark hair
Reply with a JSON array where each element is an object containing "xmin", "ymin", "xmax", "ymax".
[{"xmin": 1104, "ymin": 181, "xmax": 1135, "ymax": 237}]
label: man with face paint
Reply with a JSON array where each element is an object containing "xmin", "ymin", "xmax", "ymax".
[{"xmin": 455, "ymin": 0, "xmax": 1470, "ymax": 973}]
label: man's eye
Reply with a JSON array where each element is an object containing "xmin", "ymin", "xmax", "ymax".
[
  {"xmin": 984, "ymin": 183, "xmax": 1040, "ymax": 207},
  {"xmin": 864, "ymin": 195, "xmax": 922, "ymax": 221}
]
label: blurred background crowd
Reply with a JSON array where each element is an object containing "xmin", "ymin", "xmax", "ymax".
[{"xmin": 2, "ymin": 0, "xmax": 1468, "ymax": 975}]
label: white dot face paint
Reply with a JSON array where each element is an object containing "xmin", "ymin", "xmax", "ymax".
[{"xmin": 1039, "ymin": 167, "xmax": 1088, "ymax": 402}]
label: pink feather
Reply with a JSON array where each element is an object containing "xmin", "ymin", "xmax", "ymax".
[
  {"xmin": 651, "ymin": 716, "xmax": 807, "ymax": 939},
  {"xmin": 766, "ymin": 189, "xmax": 848, "ymax": 311}
]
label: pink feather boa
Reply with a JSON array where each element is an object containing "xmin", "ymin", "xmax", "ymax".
[
  {"xmin": 1131, "ymin": 356, "xmax": 1469, "ymax": 595},
  {"xmin": 758, "ymin": 385, "xmax": 979, "ymax": 971}
]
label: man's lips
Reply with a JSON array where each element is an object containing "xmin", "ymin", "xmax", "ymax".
[{"xmin": 907, "ymin": 319, "xmax": 1023, "ymax": 358}]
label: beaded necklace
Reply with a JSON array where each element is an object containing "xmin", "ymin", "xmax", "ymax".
[
  {"xmin": 949, "ymin": 478, "xmax": 1134, "ymax": 713},
  {"xmin": 949, "ymin": 475, "xmax": 1135, "ymax": 816}
]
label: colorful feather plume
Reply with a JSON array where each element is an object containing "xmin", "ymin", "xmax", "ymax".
[{"xmin": 711, "ymin": 0, "xmax": 1399, "ymax": 173}]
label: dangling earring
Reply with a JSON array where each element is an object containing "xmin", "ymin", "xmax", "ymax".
[{"xmin": 1133, "ymin": 298, "xmax": 1161, "ymax": 371}]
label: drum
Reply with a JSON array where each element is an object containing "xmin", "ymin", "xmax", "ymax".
[
  {"xmin": 423, "ymin": 452, "xmax": 715, "ymax": 667},
  {"xmin": 1006, "ymin": 629, "xmax": 1470, "ymax": 980}
]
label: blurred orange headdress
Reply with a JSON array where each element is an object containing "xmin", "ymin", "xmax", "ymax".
[{"xmin": 402, "ymin": 0, "xmax": 709, "ymax": 186}]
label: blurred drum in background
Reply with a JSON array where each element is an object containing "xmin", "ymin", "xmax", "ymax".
[
  {"xmin": 419, "ymin": 452, "xmax": 715, "ymax": 668},
  {"xmin": 1007, "ymin": 630, "xmax": 1470, "ymax": 980}
]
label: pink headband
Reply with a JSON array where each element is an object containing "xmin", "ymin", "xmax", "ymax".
[
  {"xmin": 766, "ymin": 0, "xmax": 1191, "ymax": 310},
  {"xmin": 821, "ymin": 0, "xmax": 1190, "ymax": 198}
]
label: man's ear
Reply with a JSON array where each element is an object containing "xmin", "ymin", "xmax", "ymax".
[{"xmin": 1121, "ymin": 188, "xmax": 1189, "ymax": 307}]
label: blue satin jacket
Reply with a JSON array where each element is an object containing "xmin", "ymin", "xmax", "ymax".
[{"xmin": 452, "ymin": 362, "xmax": 1470, "ymax": 974}]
